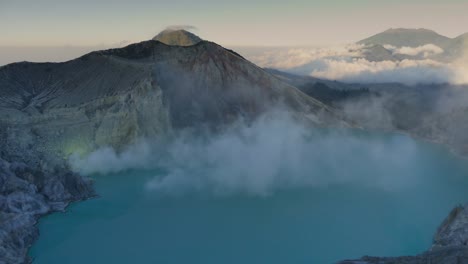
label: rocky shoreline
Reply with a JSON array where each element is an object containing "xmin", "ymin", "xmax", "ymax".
[
  {"xmin": 0, "ymin": 158, "xmax": 94, "ymax": 264},
  {"xmin": 339, "ymin": 205, "xmax": 468, "ymax": 264},
  {"xmin": 4, "ymin": 157, "xmax": 468, "ymax": 264}
]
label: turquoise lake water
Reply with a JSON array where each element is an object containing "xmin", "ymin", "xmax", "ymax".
[{"xmin": 30, "ymin": 132, "xmax": 468, "ymax": 264}]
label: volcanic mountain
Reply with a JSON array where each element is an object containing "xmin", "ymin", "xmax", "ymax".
[
  {"xmin": 0, "ymin": 31, "xmax": 337, "ymax": 160},
  {"xmin": 0, "ymin": 29, "xmax": 343, "ymax": 263}
]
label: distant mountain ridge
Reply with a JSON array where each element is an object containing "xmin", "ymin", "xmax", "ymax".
[
  {"xmin": 359, "ymin": 28, "xmax": 453, "ymax": 47},
  {"xmin": 358, "ymin": 28, "xmax": 468, "ymax": 62}
]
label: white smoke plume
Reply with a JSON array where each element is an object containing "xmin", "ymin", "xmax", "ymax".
[{"xmin": 70, "ymin": 111, "xmax": 419, "ymax": 196}]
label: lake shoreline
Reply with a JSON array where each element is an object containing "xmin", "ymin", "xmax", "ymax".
[{"xmin": 27, "ymin": 132, "xmax": 468, "ymax": 264}]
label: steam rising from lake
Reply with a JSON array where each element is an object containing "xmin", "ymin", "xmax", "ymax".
[
  {"xmin": 71, "ymin": 111, "xmax": 419, "ymax": 196},
  {"xmin": 52, "ymin": 110, "xmax": 468, "ymax": 264}
]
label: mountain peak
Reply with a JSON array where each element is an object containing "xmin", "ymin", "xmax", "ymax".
[{"xmin": 152, "ymin": 29, "xmax": 202, "ymax": 46}]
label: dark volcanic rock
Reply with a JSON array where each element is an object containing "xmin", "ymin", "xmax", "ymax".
[
  {"xmin": 433, "ymin": 206, "xmax": 468, "ymax": 249},
  {"xmin": 0, "ymin": 157, "xmax": 94, "ymax": 264},
  {"xmin": 0, "ymin": 159, "xmax": 93, "ymax": 264}
]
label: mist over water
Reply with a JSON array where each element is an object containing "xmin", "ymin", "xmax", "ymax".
[
  {"xmin": 71, "ymin": 112, "xmax": 421, "ymax": 196},
  {"xmin": 30, "ymin": 111, "xmax": 468, "ymax": 263}
]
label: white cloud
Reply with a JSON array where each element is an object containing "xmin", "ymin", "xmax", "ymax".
[
  {"xmin": 247, "ymin": 44, "xmax": 466, "ymax": 85},
  {"xmin": 451, "ymin": 50, "xmax": 468, "ymax": 85},
  {"xmin": 310, "ymin": 58, "xmax": 453, "ymax": 85},
  {"xmin": 384, "ymin": 44, "xmax": 444, "ymax": 57},
  {"xmin": 251, "ymin": 44, "xmax": 363, "ymax": 69}
]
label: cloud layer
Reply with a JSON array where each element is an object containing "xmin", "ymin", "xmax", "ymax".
[
  {"xmin": 248, "ymin": 44, "xmax": 468, "ymax": 85},
  {"xmin": 309, "ymin": 58, "xmax": 453, "ymax": 85}
]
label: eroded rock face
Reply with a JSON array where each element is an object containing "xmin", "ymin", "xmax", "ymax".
[{"xmin": 339, "ymin": 204, "xmax": 468, "ymax": 264}]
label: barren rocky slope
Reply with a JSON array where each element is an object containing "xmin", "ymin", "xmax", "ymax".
[{"xmin": 0, "ymin": 40, "xmax": 337, "ymax": 159}]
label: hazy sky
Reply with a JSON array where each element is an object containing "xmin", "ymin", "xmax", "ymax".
[{"xmin": 1, "ymin": 0, "xmax": 468, "ymax": 47}]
